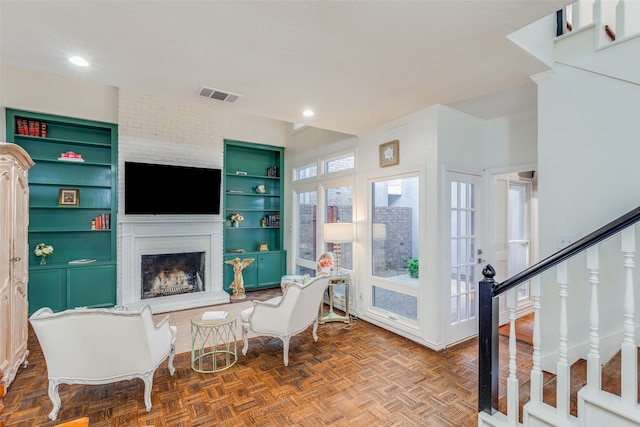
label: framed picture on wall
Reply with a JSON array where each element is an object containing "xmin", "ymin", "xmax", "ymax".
[
  {"xmin": 379, "ymin": 139, "xmax": 399, "ymax": 167},
  {"xmin": 59, "ymin": 188, "xmax": 80, "ymax": 206}
]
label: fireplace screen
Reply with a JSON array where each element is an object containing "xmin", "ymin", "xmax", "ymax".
[{"xmin": 141, "ymin": 252, "xmax": 205, "ymax": 299}]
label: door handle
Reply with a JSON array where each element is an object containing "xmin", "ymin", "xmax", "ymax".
[{"xmin": 10, "ymin": 256, "xmax": 21, "ymax": 263}]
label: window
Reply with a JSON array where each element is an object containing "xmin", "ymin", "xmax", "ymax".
[
  {"xmin": 294, "ymin": 190, "xmax": 317, "ymax": 275},
  {"xmin": 325, "ymin": 185, "xmax": 353, "ymax": 271},
  {"xmin": 322, "ymin": 154, "xmax": 355, "ymax": 175},
  {"xmin": 371, "ymin": 175, "xmax": 419, "ymax": 320},
  {"xmin": 294, "ymin": 163, "xmax": 317, "ymax": 181}
]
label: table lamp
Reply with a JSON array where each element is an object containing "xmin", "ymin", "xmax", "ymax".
[{"xmin": 323, "ymin": 222, "xmax": 354, "ymax": 272}]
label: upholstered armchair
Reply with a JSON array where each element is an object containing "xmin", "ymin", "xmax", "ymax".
[{"xmin": 240, "ymin": 274, "xmax": 331, "ymax": 366}]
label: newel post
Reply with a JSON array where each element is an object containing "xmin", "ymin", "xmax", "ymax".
[{"xmin": 478, "ymin": 264, "xmax": 499, "ymax": 415}]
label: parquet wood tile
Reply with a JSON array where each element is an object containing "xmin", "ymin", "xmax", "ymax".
[{"xmin": 3, "ymin": 290, "xmax": 491, "ymax": 426}]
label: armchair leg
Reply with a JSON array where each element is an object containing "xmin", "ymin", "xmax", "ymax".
[
  {"xmin": 282, "ymin": 337, "xmax": 290, "ymax": 366},
  {"xmin": 312, "ymin": 319, "xmax": 319, "ymax": 342},
  {"xmin": 242, "ymin": 327, "xmax": 249, "ymax": 356}
]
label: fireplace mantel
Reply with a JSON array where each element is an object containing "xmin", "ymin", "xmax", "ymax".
[{"xmin": 120, "ymin": 217, "xmax": 229, "ymax": 313}]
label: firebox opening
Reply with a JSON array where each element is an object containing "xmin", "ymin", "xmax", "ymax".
[{"xmin": 141, "ymin": 252, "xmax": 205, "ymax": 299}]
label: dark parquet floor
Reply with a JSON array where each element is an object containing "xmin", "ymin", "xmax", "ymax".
[{"xmin": 2, "ymin": 289, "xmax": 526, "ymax": 427}]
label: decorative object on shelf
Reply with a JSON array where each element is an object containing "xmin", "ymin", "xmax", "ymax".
[
  {"xmin": 228, "ymin": 249, "xmax": 246, "ymax": 253},
  {"xmin": 266, "ymin": 166, "xmax": 279, "ymax": 177},
  {"xmin": 226, "ymin": 189, "xmax": 244, "ymax": 194},
  {"xmin": 224, "ymin": 257, "xmax": 255, "ymax": 300},
  {"xmin": 58, "ymin": 188, "xmax": 80, "ymax": 206},
  {"xmin": 379, "ymin": 139, "xmax": 399, "ymax": 167},
  {"xmin": 235, "ymin": 171, "xmax": 247, "ymax": 175},
  {"xmin": 260, "ymin": 217, "xmax": 267, "ymax": 227},
  {"xmin": 258, "ymin": 242, "xmax": 269, "ymax": 252},
  {"xmin": 230, "ymin": 213, "xmax": 244, "ymax": 227},
  {"xmin": 255, "ymin": 184, "xmax": 266, "ymax": 194},
  {"xmin": 34, "ymin": 243, "xmax": 54, "ymax": 265},
  {"xmin": 324, "ymin": 222, "xmax": 354, "ymax": 272},
  {"xmin": 317, "ymin": 254, "xmax": 334, "ymax": 274},
  {"xmin": 58, "ymin": 151, "xmax": 84, "ymax": 162},
  {"xmin": 408, "ymin": 258, "xmax": 419, "ymax": 278}
]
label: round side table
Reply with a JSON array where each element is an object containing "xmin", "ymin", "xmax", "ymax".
[{"xmin": 190, "ymin": 312, "xmax": 237, "ymax": 373}]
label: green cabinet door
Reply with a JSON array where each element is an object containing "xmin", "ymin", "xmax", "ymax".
[
  {"xmin": 67, "ymin": 265, "xmax": 116, "ymax": 309},
  {"xmin": 28, "ymin": 268, "xmax": 67, "ymax": 314},
  {"xmin": 257, "ymin": 251, "xmax": 286, "ymax": 287}
]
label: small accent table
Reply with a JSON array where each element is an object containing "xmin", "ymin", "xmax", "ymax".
[
  {"xmin": 191, "ymin": 312, "xmax": 237, "ymax": 373},
  {"xmin": 319, "ymin": 272, "xmax": 351, "ymax": 324}
]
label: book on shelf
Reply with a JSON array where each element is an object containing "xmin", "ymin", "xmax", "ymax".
[
  {"xmin": 16, "ymin": 118, "xmax": 48, "ymax": 137},
  {"xmin": 92, "ymin": 213, "xmax": 111, "ymax": 230},
  {"xmin": 262, "ymin": 214, "xmax": 280, "ymax": 227},
  {"xmin": 58, "ymin": 151, "xmax": 83, "ymax": 162}
]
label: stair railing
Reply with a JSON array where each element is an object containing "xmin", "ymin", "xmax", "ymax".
[{"xmin": 478, "ymin": 205, "xmax": 640, "ymax": 421}]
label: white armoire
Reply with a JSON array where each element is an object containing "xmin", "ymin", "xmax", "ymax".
[{"xmin": 0, "ymin": 142, "xmax": 34, "ymax": 389}]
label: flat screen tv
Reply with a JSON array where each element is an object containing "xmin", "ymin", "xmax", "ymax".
[{"xmin": 125, "ymin": 161, "xmax": 221, "ymax": 215}]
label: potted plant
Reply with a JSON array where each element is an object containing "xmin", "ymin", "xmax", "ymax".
[{"xmin": 407, "ymin": 258, "xmax": 419, "ymax": 278}]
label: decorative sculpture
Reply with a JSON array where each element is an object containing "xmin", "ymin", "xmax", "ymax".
[{"xmin": 225, "ymin": 257, "xmax": 255, "ymax": 300}]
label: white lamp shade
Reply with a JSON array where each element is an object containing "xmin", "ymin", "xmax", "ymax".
[{"xmin": 324, "ymin": 222, "xmax": 354, "ymax": 243}]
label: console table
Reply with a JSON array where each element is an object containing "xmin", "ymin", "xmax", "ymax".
[
  {"xmin": 319, "ymin": 272, "xmax": 351, "ymax": 324},
  {"xmin": 191, "ymin": 312, "xmax": 237, "ymax": 373}
]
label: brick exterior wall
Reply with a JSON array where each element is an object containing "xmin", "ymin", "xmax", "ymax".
[{"xmin": 373, "ymin": 206, "xmax": 413, "ymax": 277}]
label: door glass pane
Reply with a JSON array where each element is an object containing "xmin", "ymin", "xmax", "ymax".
[
  {"xmin": 296, "ymin": 190, "xmax": 317, "ymax": 274},
  {"xmin": 450, "ymin": 179, "xmax": 478, "ymax": 326}
]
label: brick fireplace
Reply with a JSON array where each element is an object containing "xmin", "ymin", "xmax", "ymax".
[{"xmin": 120, "ymin": 218, "xmax": 229, "ymax": 313}]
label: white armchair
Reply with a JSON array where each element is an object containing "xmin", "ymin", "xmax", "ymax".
[
  {"xmin": 29, "ymin": 305, "xmax": 176, "ymax": 420},
  {"xmin": 240, "ymin": 274, "xmax": 331, "ymax": 366}
]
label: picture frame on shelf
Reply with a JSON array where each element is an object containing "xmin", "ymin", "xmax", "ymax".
[
  {"xmin": 59, "ymin": 188, "xmax": 80, "ymax": 206},
  {"xmin": 379, "ymin": 139, "xmax": 399, "ymax": 167}
]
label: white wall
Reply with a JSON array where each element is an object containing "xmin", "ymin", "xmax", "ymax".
[
  {"xmin": 0, "ymin": 64, "xmax": 119, "ymax": 126},
  {"xmin": 537, "ymin": 54, "xmax": 640, "ymax": 368},
  {"xmin": 289, "ymin": 103, "xmax": 537, "ymax": 349},
  {"xmin": 1, "ymin": 65, "xmax": 289, "ymax": 298}
]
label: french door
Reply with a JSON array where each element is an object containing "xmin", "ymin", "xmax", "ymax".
[{"xmin": 446, "ymin": 171, "xmax": 482, "ymax": 345}]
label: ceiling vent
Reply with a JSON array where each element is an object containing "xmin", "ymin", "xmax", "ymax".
[{"xmin": 197, "ymin": 86, "xmax": 241, "ymax": 103}]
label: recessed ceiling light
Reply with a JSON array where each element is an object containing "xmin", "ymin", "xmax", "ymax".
[
  {"xmin": 69, "ymin": 56, "xmax": 89, "ymax": 67},
  {"xmin": 302, "ymin": 110, "xmax": 314, "ymax": 117}
]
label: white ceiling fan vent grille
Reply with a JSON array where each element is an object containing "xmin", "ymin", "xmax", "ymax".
[{"xmin": 197, "ymin": 86, "xmax": 241, "ymax": 103}]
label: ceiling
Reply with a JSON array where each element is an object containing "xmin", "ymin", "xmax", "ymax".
[{"xmin": 0, "ymin": 1, "xmax": 571, "ymax": 136}]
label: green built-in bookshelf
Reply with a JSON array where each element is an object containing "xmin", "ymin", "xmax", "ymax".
[
  {"xmin": 6, "ymin": 109, "xmax": 118, "ymax": 314},
  {"xmin": 223, "ymin": 140, "xmax": 285, "ymax": 292}
]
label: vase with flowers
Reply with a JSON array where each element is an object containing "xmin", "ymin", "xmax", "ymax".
[
  {"xmin": 230, "ymin": 213, "xmax": 244, "ymax": 227},
  {"xmin": 317, "ymin": 256, "xmax": 334, "ymax": 274},
  {"xmin": 34, "ymin": 243, "xmax": 54, "ymax": 265}
]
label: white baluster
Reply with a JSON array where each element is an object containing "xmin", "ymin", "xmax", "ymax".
[
  {"xmin": 530, "ymin": 276, "xmax": 543, "ymax": 404},
  {"xmin": 507, "ymin": 288, "xmax": 519, "ymax": 426},
  {"xmin": 572, "ymin": 1, "xmax": 582, "ymax": 30},
  {"xmin": 617, "ymin": 0, "xmax": 626, "ymax": 39},
  {"xmin": 621, "ymin": 227, "xmax": 636, "ymax": 405},
  {"xmin": 586, "ymin": 246, "xmax": 601, "ymax": 391},
  {"xmin": 557, "ymin": 261, "xmax": 570, "ymax": 418}
]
